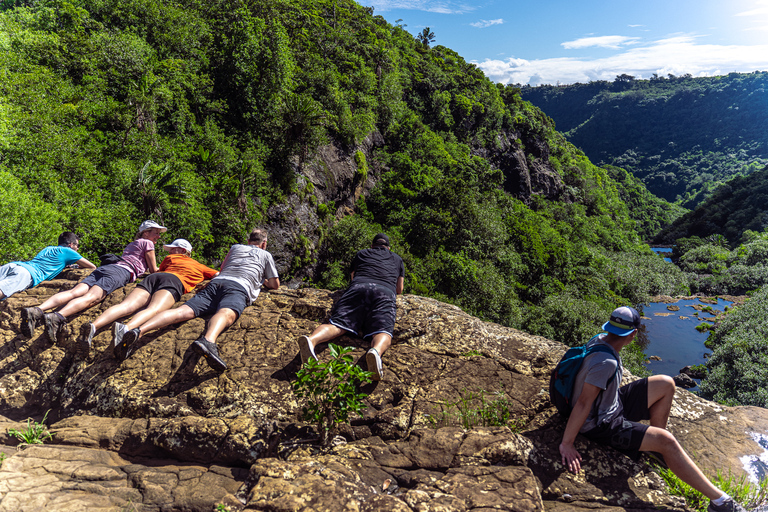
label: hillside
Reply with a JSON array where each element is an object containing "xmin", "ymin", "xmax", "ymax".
[
  {"xmin": 521, "ymin": 73, "xmax": 768, "ymax": 207},
  {"xmin": 0, "ymin": 0, "xmax": 689, "ymax": 346}
]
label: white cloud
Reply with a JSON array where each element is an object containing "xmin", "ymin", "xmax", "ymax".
[
  {"xmin": 476, "ymin": 35, "xmax": 768, "ymax": 85},
  {"xmin": 364, "ymin": 0, "xmax": 476, "ymax": 14},
  {"xmin": 470, "ymin": 18, "xmax": 504, "ymax": 28},
  {"xmin": 562, "ymin": 35, "xmax": 641, "ymax": 50}
]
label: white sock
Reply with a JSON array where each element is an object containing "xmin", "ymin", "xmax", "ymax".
[{"xmin": 712, "ymin": 493, "xmax": 731, "ymax": 506}]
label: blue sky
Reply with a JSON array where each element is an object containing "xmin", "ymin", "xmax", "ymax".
[{"xmin": 356, "ymin": 0, "xmax": 768, "ymax": 85}]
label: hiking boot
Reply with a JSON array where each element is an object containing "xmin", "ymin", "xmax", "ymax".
[
  {"xmin": 708, "ymin": 497, "xmax": 749, "ymax": 512},
  {"xmin": 77, "ymin": 322, "xmax": 96, "ymax": 354},
  {"xmin": 366, "ymin": 348, "xmax": 384, "ymax": 381},
  {"xmin": 297, "ymin": 335, "xmax": 318, "ymax": 365},
  {"xmin": 192, "ymin": 337, "xmax": 227, "ymax": 372},
  {"xmin": 114, "ymin": 328, "xmax": 140, "ymax": 361},
  {"xmin": 20, "ymin": 306, "xmax": 43, "ymax": 338},
  {"xmin": 44, "ymin": 312, "xmax": 66, "ymax": 344}
]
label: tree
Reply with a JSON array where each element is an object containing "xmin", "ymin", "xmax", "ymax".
[{"xmin": 417, "ymin": 27, "xmax": 435, "ymax": 48}]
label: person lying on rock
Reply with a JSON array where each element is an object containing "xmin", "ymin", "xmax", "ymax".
[
  {"xmin": 75, "ymin": 238, "xmax": 219, "ymax": 357},
  {"xmin": 297, "ymin": 233, "xmax": 404, "ymax": 381},
  {"xmin": 113, "ymin": 228, "xmax": 279, "ymax": 372},
  {"xmin": 1, "ymin": 232, "xmax": 96, "ymax": 303},
  {"xmin": 559, "ymin": 306, "xmax": 753, "ymax": 512},
  {"xmin": 20, "ymin": 220, "xmax": 165, "ymax": 344}
]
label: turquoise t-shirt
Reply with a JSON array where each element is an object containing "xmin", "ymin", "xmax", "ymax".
[{"xmin": 14, "ymin": 246, "xmax": 83, "ymax": 286}]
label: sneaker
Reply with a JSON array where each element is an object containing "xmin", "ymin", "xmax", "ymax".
[
  {"xmin": 20, "ymin": 306, "xmax": 43, "ymax": 338},
  {"xmin": 297, "ymin": 335, "xmax": 318, "ymax": 365},
  {"xmin": 114, "ymin": 328, "xmax": 140, "ymax": 361},
  {"xmin": 192, "ymin": 337, "xmax": 227, "ymax": 372},
  {"xmin": 366, "ymin": 348, "xmax": 384, "ymax": 381},
  {"xmin": 44, "ymin": 312, "xmax": 66, "ymax": 344},
  {"xmin": 77, "ymin": 322, "xmax": 95, "ymax": 354},
  {"xmin": 113, "ymin": 322, "xmax": 127, "ymax": 348},
  {"xmin": 708, "ymin": 497, "xmax": 749, "ymax": 512}
]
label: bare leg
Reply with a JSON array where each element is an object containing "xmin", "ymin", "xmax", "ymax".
[
  {"xmin": 202, "ymin": 308, "xmax": 238, "ymax": 343},
  {"xmin": 640, "ymin": 427, "xmax": 723, "ymax": 500},
  {"xmin": 124, "ymin": 290, "xmax": 177, "ymax": 330},
  {"xmin": 92, "ymin": 288, "xmax": 151, "ymax": 330},
  {"xmin": 646, "ymin": 375, "xmax": 676, "ymax": 428},
  {"xmin": 37, "ymin": 283, "xmax": 91, "ymax": 312},
  {"xmin": 370, "ymin": 332, "xmax": 392, "ymax": 356},
  {"xmin": 57, "ymin": 285, "xmax": 106, "ymax": 318},
  {"xmin": 133, "ymin": 304, "xmax": 196, "ymax": 337},
  {"xmin": 306, "ymin": 323, "xmax": 346, "ymax": 350}
]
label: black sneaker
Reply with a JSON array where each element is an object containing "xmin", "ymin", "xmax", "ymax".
[
  {"xmin": 77, "ymin": 322, "xmax": 95, "ymax": 354},
  {"xmin": 44, "ymin": 312, "xmax": 66, "ymax": 344},
  {"xmin": 708, "ymin": 497, "xmax": 749, "ymax": 512},
  {"xmin": 192, "ymin": 337, "xmax": 227, "ymax": 372},
  {"xmin": 20, "ymin": 306, "xmax": 43, "ymax": 338},
  {"xmin": 114, "ymin": 328, "xmax": 140, "ymax": 361}
]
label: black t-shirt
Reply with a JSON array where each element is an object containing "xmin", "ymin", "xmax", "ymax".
[{"xmin": 350, "ymin": 247, "xmax": 405, "ymax": 295}]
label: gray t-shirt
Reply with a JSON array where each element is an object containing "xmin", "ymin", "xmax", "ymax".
[
  {"xmin": 214, "ymin": 244, "xmax": 279, "ymax": 304},
  {"xmin": 571, "ymin": 334, "xmax": 623, "ymax": 432}
]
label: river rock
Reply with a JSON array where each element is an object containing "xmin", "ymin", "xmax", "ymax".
[
  {"xmin": 1, "ymin": 272, "xmax": 767, "ymax": 511},
  {"xmin": 673, "ymin": 373, "xmax": 697, "ymax": 388},
  {"xmin": 681, "ymin": 365, "xmax": 707, "ymax": 379}
]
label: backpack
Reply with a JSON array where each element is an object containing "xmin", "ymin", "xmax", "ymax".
[{"xmin": 549, "ymin": 336, "xmax": 619, "ymax": 416}]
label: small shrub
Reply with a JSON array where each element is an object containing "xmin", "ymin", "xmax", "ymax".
[
  {"xmin": 426, "ymin": 389, "xmax": 526, "ymax": 431},
  {"xmin": 292, "ymin": 344, "xmax": 372, "ymax": 446},
  {"xmin": 655, "ymin": 464, "xmax": 768, "ymax": 512},
  {"xmin": 7, "ymin": 410, "xmax": 54, "ymax": 445}
]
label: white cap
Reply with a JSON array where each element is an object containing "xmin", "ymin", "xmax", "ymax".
[
  {"xmin": 163, "ymin": 239, "xmax": 192, "ymax": 252},
  {"xmin": 138, "ymin": 220, "xmax": 167, "ymax": 233}
]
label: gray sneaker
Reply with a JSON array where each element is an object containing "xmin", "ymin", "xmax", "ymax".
[
  {"xmin": 192, "ymin": 337, "xmax": 227, "ymax": 372},
  {"xmin": 78, "ymin": 322, "xmax": 95, "ymax": 354},
  {"xmin": 113, "ymin": 322, "xmax": 127, "ymax": 348},
  {"xmin": 20, "ymin": 306, "xmax": 43, "ymax": 338},
  {"xmin": 708, "ymin": 497, "xmax": 749, "ymax": 512},
  {"xmin": 366, "ymin": 348, "xmax": 384, "ymax": 381},
  {"xmin": 44, "ymin": 312, "xmax": 66, "ymax": 344},
  {"xmin": 114, "ymin": 328, "xmax": 140, "ymax": 361},
  {"xmin": 297, "ymin": 335, "xmax": 318, "ymax": 365}
]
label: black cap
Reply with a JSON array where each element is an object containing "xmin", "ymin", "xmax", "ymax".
[{"xmin": 372, "ymin": 233, "xmax": 390, "ymax": 247}]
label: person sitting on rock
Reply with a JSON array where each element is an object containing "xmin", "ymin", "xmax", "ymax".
[
  {"xmin": 21, "ymin": 220, "xmax": 165, "ymax": 344},
  {"xmin": 76, "ymin": 238, "xmax": 219, "ymax": 357},
  {"xmin": 1, "ymin": 232, "xmax": 96, "ymax": 304},
  {"xmin": 559, "ymin": 306, "xmax": 754, "ymax": 512},
  {"xmin": 113, "ymin": 228, "xmax": 279, "ymax": 372},
  {"xmin": 297, "ymin": 233, "xmax": 404, "ymax": 381}
]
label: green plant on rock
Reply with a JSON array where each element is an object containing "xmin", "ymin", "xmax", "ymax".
[
  {"xmin": 8, "ymin": 410, "xmax": 54, "ymax": 446},
  {"xmin": 292, "ymin": 344, "xmax": 372, "ymax": 446},
  {"xmin": 426, "ymin": 389, "xmax": 526, "ymax": 431}
]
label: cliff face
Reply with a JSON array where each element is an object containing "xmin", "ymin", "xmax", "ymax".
[{"xmin": 0, "ymin": 271, "xmax": 766, "ymax": 511}]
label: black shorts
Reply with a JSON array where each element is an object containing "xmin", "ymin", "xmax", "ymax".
[
  {"xmin": 81, "ymin": 264, "xmax": 132, "ymax": 295},
  {"xmin": 184, "ymin": 280, "xmax": 249, "ymax": 318},
  {"xmin": 137, "ymin": 272, "xmax": 184, "ymax": 302},
  {"xmin": 582, "ymin": 378, "xmax": 651, "ymax": 460},
  {"xmin": 329, "ymin": 282, "xmax": 397, "ymax": 338}
]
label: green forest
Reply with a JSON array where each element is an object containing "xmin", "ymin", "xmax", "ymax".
[
  {"xmin": 521, "ymin": 73, "xmax": 768, "ymax": 208},
  {"xmin": 3, "ymin": 0, "xmax": 768, "ymax": 398}
]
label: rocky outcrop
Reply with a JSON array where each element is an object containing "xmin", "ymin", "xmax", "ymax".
[{"xmin": 1, "ymin": 270, "xmax": 767, "ymax": 511}]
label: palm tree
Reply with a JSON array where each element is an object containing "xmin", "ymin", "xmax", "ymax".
[{"xmin": 417, "ymin": 27, "xmax": 435, "ymax": 48}]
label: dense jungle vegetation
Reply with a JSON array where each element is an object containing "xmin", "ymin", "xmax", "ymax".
[
  {"xmin": 0, "ymin": 0, "xmax": 726, "ymax": 376},
  {"xmin": 521, "ymin": 73, "xmax": 768, "ymax": 208}
]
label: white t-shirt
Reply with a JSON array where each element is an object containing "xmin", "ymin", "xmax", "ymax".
[{"xmin": 214, "ymin": 244, "xmax": 278, "ymax": 304}]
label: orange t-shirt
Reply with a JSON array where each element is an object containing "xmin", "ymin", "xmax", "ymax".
[{"xmin": 159, "ymin": 254, "xmax": 218, "ymax": 294}]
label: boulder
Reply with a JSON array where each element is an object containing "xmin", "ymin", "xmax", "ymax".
[{"xmin": 1, "ymin": 272, "xmax": 767, "ymax": 511}]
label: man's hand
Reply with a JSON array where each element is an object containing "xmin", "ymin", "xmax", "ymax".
[{"xmin": 559, "ymin": 442, "xmax": 582, "ymax": 474}]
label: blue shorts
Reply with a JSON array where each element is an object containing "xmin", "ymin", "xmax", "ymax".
[
  {"xmin": 0, "ymin": 263, "xmax": 33, "ymax": 299},
  {"xmin": 582, "ymin": 378, "xmax": 651, "ymax": 460},
  {"xmin": 184, "ymin": 280, "xmax": 249, "ymax": 318},
  {"xmin": 80, "ymin": 264, "xmax": 132, "ymax": 295},
  {"xmin": 137, "ymin": 272, "xmax": 183, "ymax": 301},
  {"xmin": 329, "ymin": 282, "xmax": 397, "ymax": 338}
]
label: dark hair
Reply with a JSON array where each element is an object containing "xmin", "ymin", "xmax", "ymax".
[
  {"xmin": 58, "ymin": 232, "xmax": 78, "ymax": 247},
  {"xmin": 249, "ymin": 228, "xmax": 268, "ymax": 244}
]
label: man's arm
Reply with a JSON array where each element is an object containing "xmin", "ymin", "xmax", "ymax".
[
  {"xmin": 395, "ymin": 276, "xmax": 404, "ymax": 295},
  {"xmin": 76, "ymin": 257, "xmax": 97, "ymax": 270},
  {"xmin": 263, "ymin": 277, "xmax": 280, "ymax": 289},
  {"xmin": 559, "ymin": 382, "xmax": 601, "ymax": 474}
]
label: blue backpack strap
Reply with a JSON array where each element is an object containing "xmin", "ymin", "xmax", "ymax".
[{"xmin": 584, "ymin": 337, "xmax": 620, "ymax": 385}]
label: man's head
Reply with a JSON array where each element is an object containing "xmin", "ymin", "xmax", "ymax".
[
  {"xmin": 603, "ymin": 306, "xmax": 641, "ymax": 337},
  {"xmin": 58, "ymin": 232, "xmax": 79, "ymax": 249},
  {"xmin": 249, "ymin": 229, "xmax": 268, "ymax": 247},
  {"xmin": 371, "ymin": 233, "xmax": 390, "ymax": 248}
]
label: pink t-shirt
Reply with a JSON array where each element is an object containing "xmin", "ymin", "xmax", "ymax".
[{"xmin": 116, "ymin": 239, "xmax": 155, "ymax": 280}]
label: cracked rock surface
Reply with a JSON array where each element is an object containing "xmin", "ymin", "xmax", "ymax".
[{"xmin": 1, "ymin": 271, "xmax": 767, "ymax": 510}]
